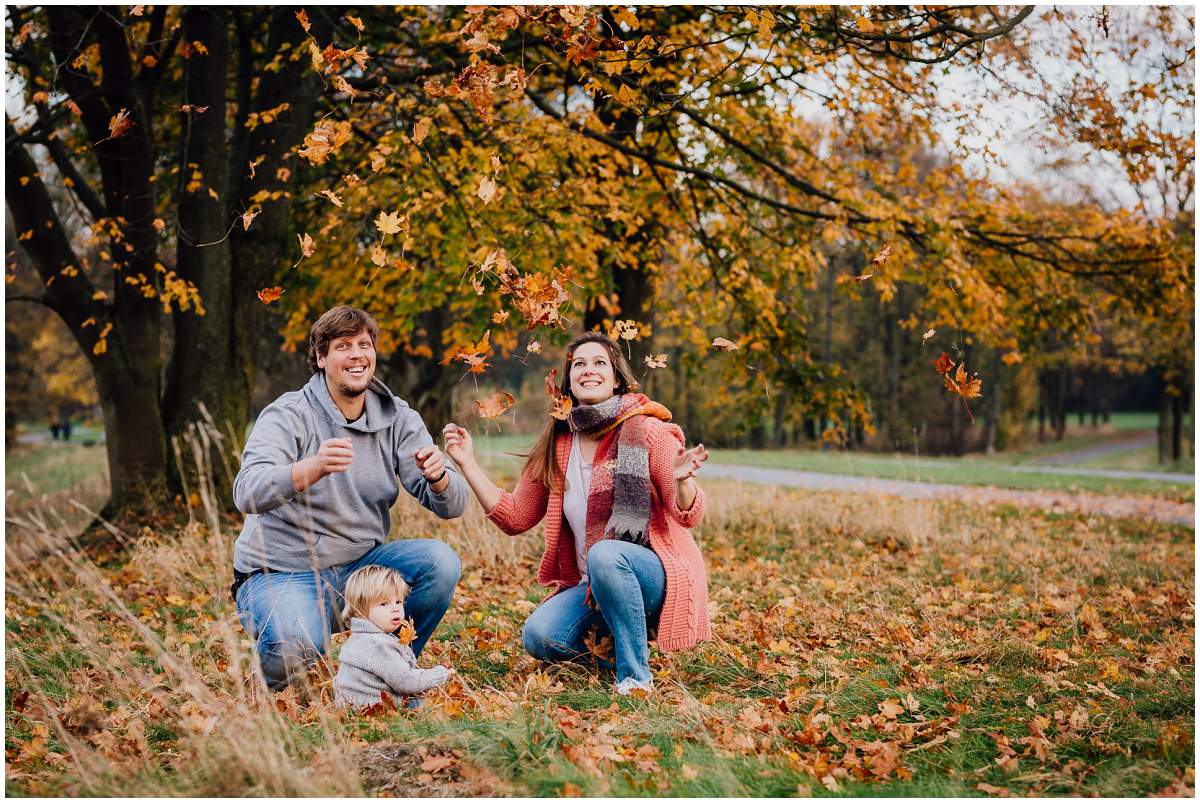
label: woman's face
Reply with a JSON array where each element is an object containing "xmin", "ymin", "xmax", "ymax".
[{"xmin": 569, "ymin": 342, "xmax": 618, "ymax": 404}]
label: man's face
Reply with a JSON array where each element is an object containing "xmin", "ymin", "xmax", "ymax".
[{"xmin": 317, "ymin": 329, "xmax": 376, "ymax": 398}]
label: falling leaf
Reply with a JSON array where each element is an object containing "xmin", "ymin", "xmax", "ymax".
[
  {"xmin": 526, "ymin": 340, "xmax": 541, "ymax": 354},
  {"xmin": 413, "ymin": 117, "xmax": 432, "ymax": 145},
  {"xmin": 475, "ymin": 390, "xmax": 516, "ymax": 420},
  {"xmin": 375, "ymin": 210, "xmax": 405, "ymax": 236},
  {"xmin": 297, "ymin": 232, "xmax": 315, "ymax": 259},
  {"xmin": 248, "ymin": 157, "xmax": 264, "ymax": 179},
  {"xmin": 153, "ymin": 218, "xmax": 166, "ymax": 233},
  {"xmin": 179, "ymin": 104, "xmax": 209, "ymax": 114},
  {"xmin": 257, "ymin": 286, "xmax": 284, "ymax": 304},
  {"xmin": 712, "ymin": 336, "xmax": 740, "ymax": 351},
  {"xmin": 297, "ymin": 119, "xmax": 352, "ymax": 165},
  {"xmin": 545, "ymin": 369, "xmax": 572, "ymax": 420},
  {"xmin": 241, "ymin": 209, "xmax": 260, "ymax": 231},
  {"xmin": 315, "ymin": 189, "xmax": 343, "ymax": 207},
  {"xmin": 922, "ymin": 328, "xmax": 936, "ymax": 345},
  {"xmin": 871, "ymin": 243, "xmax": 893, "ymax": 266},
  {"xmin": 370, "ymin": 242, "xmax": 387, "ymax": 267},
  {"xmin": 853, "ymin": 273, "xmax": 873, "ymax": 282},
  {"xmin": 107, "ymin": 108, "xmax": 134, "ymax": 140},
  {"xmin": 131, "ymin": 5, "xmax": 145, "ymax": 15},
  {"xmin": 645, "ymin": 353, "xmax": 668, "ymax": 369},
  {"xmin": 345, "ymin": 13, "xmax": 364, "ymax": 33},
  {"xmin": 491, "ymin": 310, "xmax": 510, "ymax": 324},
  {"xmin": 295, "ymin": 9, "xmax": 311, "ymax": 32},
  {"xmin": 610, "ymin": 319, "xmax": 638, "ymax": 341},
  {"xmin": 452, "ymin": 330, "xmax": 492, "ymax": 374},
  {"xmin": 477, "ymin": 175, "xmax": 497, "ymax": 204},
  {"xmin": 932, "ymin": 351, "xmax": 953, "ymax": 375}
]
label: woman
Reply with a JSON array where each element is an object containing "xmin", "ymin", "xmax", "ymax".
[{"xmin": 442, "ymin": 332, "xmax": 710, "ymax": 695}]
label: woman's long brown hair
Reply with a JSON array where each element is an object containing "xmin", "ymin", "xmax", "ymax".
[{"xmin": 523, "ymin": 331, "xmax": 640, "ymax": 490}]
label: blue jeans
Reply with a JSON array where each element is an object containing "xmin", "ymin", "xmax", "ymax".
[
  {"xmin": 235, "ymin": 539, "xmax": 460, "ymax": 689},
  {"xmin": 521, "ymin": 540, "xmax": 666, "ymax": 685}
]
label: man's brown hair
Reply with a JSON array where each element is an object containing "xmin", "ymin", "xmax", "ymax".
[{"xmin": 307, "ymin": 306, "xmax": 379, "ymax": 373}]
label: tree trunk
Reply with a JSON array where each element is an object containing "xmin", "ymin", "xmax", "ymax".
[
  {"xmin": 162, "ymin": 7, "xmax": 239, "ymax": 500},
  {"xmin": 1170, "ymin": 385, "xmax": 1184, "ymax": 462},
  {"xmin": 1037, "ymin": 371, "xmax": 1047, "ymax": 442},
  {"xmin": 984, "ymin": 351, "xmax": 1001, "ymax": 455}
]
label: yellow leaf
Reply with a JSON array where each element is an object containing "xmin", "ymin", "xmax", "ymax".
[{"xmin": 855, "ymin": 15, "xmax": 877, "ymax": 33}]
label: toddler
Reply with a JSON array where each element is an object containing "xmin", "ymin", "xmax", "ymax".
[{"xmin": 334, "ymin": 565, "xmax": 452, "ymax": 706}]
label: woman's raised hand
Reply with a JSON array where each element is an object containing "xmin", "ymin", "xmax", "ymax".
[
  {"xmin": 672, "ymin": 443, "xmax": 709, "ymax": 482},
  {"xmin": 442, "ymin": 423, "xmax": 474, "ymax": 465}
]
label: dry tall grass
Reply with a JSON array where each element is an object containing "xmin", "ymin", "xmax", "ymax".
[{"xmin": 6, "ymin": 428, "xmax": 1193, "ymax": 796}]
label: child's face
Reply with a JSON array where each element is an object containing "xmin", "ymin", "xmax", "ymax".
[{"xmin": 366, "ymin": 593, "xmax": 406, "ymax": 633}]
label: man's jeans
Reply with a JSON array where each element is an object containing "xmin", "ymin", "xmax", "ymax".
[
  {"xmin": 521, "ymin": 540, "xmax": 666, "ymax": 685},
  {"xmin": 235, "ymin": 539, "xmax": 460, "ymax": 689}
]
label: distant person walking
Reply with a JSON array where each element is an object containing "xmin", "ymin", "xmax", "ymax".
[
  {"xmin": 230, "ymin": 306, "xmax": 469, "ymax": 689},
  {"xmin": 442, "ymin": 332, "xmax": 710, "ymax": 695}
]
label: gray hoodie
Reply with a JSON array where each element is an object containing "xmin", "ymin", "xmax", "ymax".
[
  {"xmin": 334, "ymin": 617, "xmax": 450, "ymax": 706},
  {"xmin": 232, "ymin": 372, "xmax": 468, "ymax": 573}
]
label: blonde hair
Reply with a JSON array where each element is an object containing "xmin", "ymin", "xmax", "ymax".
[{"xmin": 341, "ymin": 565, "xmax": 409, "ymax": 623}]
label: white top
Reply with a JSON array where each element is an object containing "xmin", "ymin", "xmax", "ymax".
[{"xmin": 562, "ymin": 433, "xmax": 593, "ymax": 580}]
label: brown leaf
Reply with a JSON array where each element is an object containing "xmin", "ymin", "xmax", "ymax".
[
  {"xmin": 316, "ymin": 189, "xmax": 343, "ymax": 207},
  {"xmin": 295, "ymin": 9, "xmax": 311, "ymax": 32},
  {"xmin": 491, "ymin": 310, "xmax": 510, "ymax": 324},
  {"xmin": 922, "ymin": 328, "xmax": 936, "ymax": 345},
  {"xmin": 345, "ymin": 13, "xmax": 364, "ymax": 33},
  {"xmin": 475, "ymin": 390, "xmax": 516, "ymax": 420},
  {"xmin": 871, "ymin": 243, "xmax": 892, "ymax": 265},
  {"xmin": 297, "ymin": 232, "xmax": 315, "ymax": 259},
  {"xmin": 108, "ymin": 108, "xmax": 134, "ymax": 140},
  {"xmin": 240, "ymin": 209, "xmax": 259, "ymax": 231},
  {"xmin": 853, "ymin": 273, "xmax": 874, "ymax": 282},
  {"xmin": 877, "ymin": 698, "xmax": 905, "ymax": 719},
  {"xmin": 644, "ymin": 353, "xmax": 668, "ymax": 369},
  {"xmin": 712, "ymin": 336, "xmax": 739, "ymax": 351},
  {"xmin": 413, "ymin": 117, "xmax": 432, "ymax": 145}
]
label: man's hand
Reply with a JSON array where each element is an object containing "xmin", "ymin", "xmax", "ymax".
[
  {"xmin": 291, "ymin": 437, "xmax": 353, "ymax": 493},
  {"xmin": 415, "ymin": 445, "xmax": 449, "ymax": 492},
  {"xmin": 316, "ymin": 437, "xmax": 354, "ymax": 476}
]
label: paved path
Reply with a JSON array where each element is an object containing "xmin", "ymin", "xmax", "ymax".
[
  {"xmin": 1030, "ymin": 432, "xmax": 1157, "ymax": 466},
  {"xmin": 1002, "ymin": 463, "xmax": 1193, "ymax": 484},
  {"xmin": 701, "ymin": 463, "xmax": 1194, "ymax": 528}
]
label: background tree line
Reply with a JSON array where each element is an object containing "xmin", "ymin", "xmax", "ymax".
[{"xmin": 5, "ymin": 5, "xmax": 1192, "ymax": 518}]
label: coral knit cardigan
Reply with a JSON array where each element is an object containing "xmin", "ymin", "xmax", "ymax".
[{"xmin": 486, "ymin": 419, "xmax": 712, "ymax": 652}]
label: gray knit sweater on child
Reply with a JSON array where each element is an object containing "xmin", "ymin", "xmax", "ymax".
[{"xmin": 334, "ymin": 618, "xmax": 450, "ymax": 706}]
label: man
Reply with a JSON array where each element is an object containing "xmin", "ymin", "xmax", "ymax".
[{"xmin": 231, "ymin": 305, "xmax": 469, "ymax": 689}]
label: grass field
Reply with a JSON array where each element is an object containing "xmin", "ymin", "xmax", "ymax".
[
  {"xmin": 5, "ymin": 443, "xmax": 1194, "ymax": 796},
  {"xmin": 474, "ymin": 423, "xmax": 1194, "ymax": 503}
]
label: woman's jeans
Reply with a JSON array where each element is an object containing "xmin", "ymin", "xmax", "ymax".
[
  {"xmin": 521, "ymin": 540, "xmax": 666, "ymax": 685},
  {"xmin": 235, "ymin": 539, "xmax": 460, "ymax": 689}
]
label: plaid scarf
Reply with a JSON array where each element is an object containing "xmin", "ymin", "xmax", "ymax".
[{"xmin": 569, "ymin": 393, "xmax": 672, "ymax": 548}]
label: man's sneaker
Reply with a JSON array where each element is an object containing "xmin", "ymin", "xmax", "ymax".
[{"xmin": 615, "ymin": 677, "xmax": 654, "ymax": 696}]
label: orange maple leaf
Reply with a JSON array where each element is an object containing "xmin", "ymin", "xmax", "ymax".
[
  {"xmin": 395, "ymin": 620, "xmax": 416, "ymax": 645},
  {"xmin": 257, "ymin": 286, "xmax": 284, "ymax": 304},
  {"xmin": 451, "ymin": 330, "xmax": 492, "ymax": 374},
  {"xmin": 545, "ymin": 369, "xmax": 572, "ymax": 420},
  {"xmin": 932, "ymin": 351, "xmax": 953, "ymax": 375}
]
